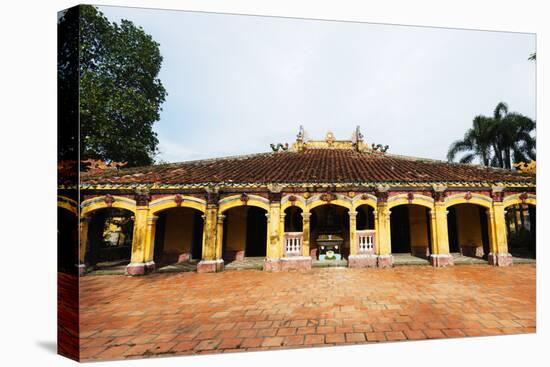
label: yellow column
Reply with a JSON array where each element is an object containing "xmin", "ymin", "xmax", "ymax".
[
  {"xmin": 301, "ymin": 212, "xmax": 311, "ymax": 257},
  {"xmin": 215, "ymin": 214, "xmax": 225, "ymax": 260},
  {"xmin": 349, "ymin": 210, "xmax": 358, "ymax": 256},
  {"xmin": 376, "ymin": 201, "xmax": 393, "ymax": 267},
  {"xmin": 430, "ymin": 203, "xmax": 453, "ymax": 266},
  {"xmin": 279, "ymin": 212, "xmax": 286, "ymax": 256},
  {"xmin": 267, "ymin": 201, "xmax": 282, "ymax": 259},
  {"xmin": 197, "ymin": 204, "xmax": 224, "ymax": 272},
  {"xmin": 143, "ymin": 215, "xmax": 158, "ymax": 267},
  {"xmin": 487, "ymin": 202, "xmax": 512, "ymax": 266},
  {"xmin": 429, "ymin": 209, "xmax": 438, "ymax": 254},
  {"xmin": 263, "ymin": 201, "xmax": 283, "ymax": 271},
  {"xmin": 78, "ymin": 216, "xmax": 91, "ymax": 274},
  {"xmin": 127, "ymin": 206, "xmax": 150, "ymax": 275}
]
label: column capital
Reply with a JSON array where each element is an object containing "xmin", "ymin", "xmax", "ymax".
[
  {"xmin": 301, "ymin": 212, "xmax": 311, "ymax": 221},
  {"xmin": 349, "ymin": 211, "xmax": 358, "ymax": 219},
  {"xmin": 217, "ymin": 214, "xmax": 226, "ymax": 223},
  {"xmin": 134, "ymin": 189, "xmax": 151, "ymax": 206},
  {"xmin": 205, "ymin": 186, "xmax": 220, "ymax": 204}
]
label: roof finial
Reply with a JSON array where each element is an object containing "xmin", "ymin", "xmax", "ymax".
[
  {"xmin": 352, "ymin": 125, "xmax": 364, "ymax": 143},
  {"xmin": 296, "ymin": 125, "xmax": 305, "ymax": 142}
]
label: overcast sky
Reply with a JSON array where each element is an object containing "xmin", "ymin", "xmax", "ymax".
[{"xmin": 100, "ymin": 5, "xmax": 536, "ymax": 164}]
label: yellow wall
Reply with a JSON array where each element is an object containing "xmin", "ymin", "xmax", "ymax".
[
  {"xmin": 456, "ymin": 204, "xmax": 483, "ymax": 247},
  {"xmin": 409, "ymin": 206, "xmax": 429, "ymax": 248},
  {"xmin": 225, "ymin": 207, "xmax": 247, "ymax": 253},
  {"xmin": 163, "ymin": 208, "xmax": 194, "ymax": 255}
]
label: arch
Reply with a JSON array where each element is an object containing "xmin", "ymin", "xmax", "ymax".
[
  {"xmin": 389, "ymin": 203, "xmax": 433, "ymax": 257},
  {"xmin": 446, "ymin": 202, "xmax": 490, "ymax": 257},
  {"xmin": 153, "ymin": 206, "xmax": 205, "ymax": 265},
  {"xmin": 58, "ymin": 195, "xmax": 78, "ymax": 215},
  {"xmin": 444, "ymin": 192, "xmax": 493, "ymax": 209},
  {"xmin": 83, "ymin": 206, "xmax": 135, "ymax": 271},
  {"xmin": 503, "ymin": 193, "xmax": 536, "ymax": 208},
  {"xmin": 218, "ymin": 194, "xmax": 270, "ymax": 213},
  {"xmin": 81, "ymin": 195, "xmax": 137, "ymax": 217},
  {"xmin": 281, "ymin": 194, "xmax": 307, "ymax": 212},
  {"xmin": 149, "ymin": 195, "xmax": 206, "ymax": 215},
  {"xmin": 306, "ymin": 193, "xmax": 353, "ymax": 212},
  {"xmin": 222, "ymin": 205, "xmax": 268, "ymax": 260},
  {"xmin": 387, "ymin": 193, "xmax": 434, "ymax": 210},
  {"xmin": 351, "ymin": 193, "xmax": 377, "ymax": 211},
  {"xmin": 284, "ymin": 205, "xmax": 303, "ymax": 232}
]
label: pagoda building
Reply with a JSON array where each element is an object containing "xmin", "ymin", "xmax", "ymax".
[{"xmin": 66, "ymin": 127, "xmax": 536, "ymax": 275}]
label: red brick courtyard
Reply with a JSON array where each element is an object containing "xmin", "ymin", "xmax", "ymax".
[{"xmin": 76, "ymin": 264, "xmax": 536, "ymax": 361}]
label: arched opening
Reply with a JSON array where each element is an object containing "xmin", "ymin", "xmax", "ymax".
[
  {"xmin": 58, "ymin": 207, "xmax": 78, "ymax": 274},
  {"xmin": 284, "ymin": 206, "xmax": 303, "ymax": 232},
  {"xmin": 447, "ymin": 203, "xmax": 490, "ymax": 259},
  {"xmin": 283, "ymin": 206, "xmax": 304, "ymax": 257},
  {"xmin": 310, "ymin": 204, "xmax": 349, "ymax": 261},
  {"xmin": 153, "ymin": 207, "xmax": 204, "ymax": 268},
  {"xmin": 222, "ymin": 206, "xmax": 267, "ymax": 264},
  {"xmin": 85, "ymin": 208, "xmax": 134, "ymax": 272},
  {"xmin": 356, "ymin": 204, "xmax": 375, "ymax": 230},
  {"xmin": 505, "ymin": 204, "xmax": 536, "ymax": 259},
  {"xmin": 390, "ymin": 204, "xmax": 432, "ymax": 259}
]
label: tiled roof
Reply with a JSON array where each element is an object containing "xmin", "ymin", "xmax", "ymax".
[{"xmin": 81, "ymin": 149, "xmax": 535, "ymax": 187}]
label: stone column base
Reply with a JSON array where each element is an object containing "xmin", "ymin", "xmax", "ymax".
[
  {"xmin": 76, "ymin": 264, "xmax": 87, "ymax": 276},
  {"xmin": 430, "ymin": 254, "xmax": 454, "ymax": 267},
  {"xmin": 126, "ymin": 261, "xmax": 156, "ymax": 276},
  {"xmin": 348, "ymin": 254, "xmax": 378, "ymax": 268},
  {"xmin": 263, "ymin": 258, "xmax": 282, "ymax": 272},
  {"xmin": 280, "ymin": 256, "xmax": 312, "ymax": 270},
  {"xmin": 488, "ymin": 253, "xmax": 513, "ymax": 266},
  {"xmin": 197, "ymin": 259, "xmax": 224, "ymax": 273},
  {"xmin": 377, "ymin": 255, "xmax": 394, "ymax": 268}
]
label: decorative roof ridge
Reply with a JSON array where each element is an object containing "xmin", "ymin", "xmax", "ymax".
[
  {"xmin": 81, "ymin": 151, "xmax": 278, "ymax": 178},
  {"xmin": 379, "ymin": 151, "xmax": 533, "ymax": 175}
]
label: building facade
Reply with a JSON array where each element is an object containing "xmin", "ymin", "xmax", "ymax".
[{"xmin": 60, "ymin": 128, "xmax": 536, "ymax": 275}]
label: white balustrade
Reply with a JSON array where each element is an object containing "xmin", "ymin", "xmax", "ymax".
[
  {"xmin": 357, "ymin": 230, "xmax": 376, "ymax": 254},
  {"xmin": 284, "ymin": 232, "xmax": 302, "ymax": 256}
]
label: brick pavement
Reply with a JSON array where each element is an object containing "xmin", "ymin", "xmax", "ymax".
[{"xmin": 74, "ymin": 264, "xmax": 536, "ymax": 361}]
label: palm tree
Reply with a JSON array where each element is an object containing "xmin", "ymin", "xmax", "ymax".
[
  {"xmin": 448, "ymin": 102, "xmax": 536, "ymax": 169},
  {"xmin": 490, "ymin": 102, "xmax": 536, "ymax": 169},
  {"xmin": 447, "ymin": 115, "xmax": 494, "ymax": 166}
]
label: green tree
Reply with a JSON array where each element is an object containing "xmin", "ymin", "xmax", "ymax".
[
  {"xmin": 447, "ymin": 102, "xmax": 535, "ymax": 169},
  {"xmin": 490, "ymin": 102, "xmax": 536, "ymax": 169},
  {"xmin": 78, "ymin": 5, "xmax": 166, "ymax": 167},
  {"xmin": 447, "ymin": 116, "xmax": 495, "ymax": 165}
]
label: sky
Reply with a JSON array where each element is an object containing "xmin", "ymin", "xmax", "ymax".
[{"xmin": 99, "ymin": 5, "xmax": 536, "ymax": 164}]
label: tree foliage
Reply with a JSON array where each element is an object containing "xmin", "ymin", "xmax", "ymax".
[
  {"xmin": 447, "ymin": 102, "xmax": 535, "ymax": 169},
  {"xmin": 77, "ymin": 5, "xmax": 167, "ymax": 167}
]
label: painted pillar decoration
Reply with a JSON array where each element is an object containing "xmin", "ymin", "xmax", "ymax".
[
  {"xmin": 301, "ymin": 212, "xmax": 311, "ymax": 257},
  {"xmin": 143, "ymin": 216, "xmax": 158, "ymax": 268},
  {"xmin": 78, "ymin": 216, "xmax": 91, "ymax": 274},
  {"xmin": 215, "ymin": 214, "xmax": 225, "ymax": 260},
  {"xmin": 264, "ymin": 198, "xmax": 282, "ymax": 271},
  {"xmin": 430, "ymin": 185, "xmax": 454, "ymax": 267},
  {"xmin": 127, "ymin": 190, "xmax": 153, "ymax": 275},
  {"xmin": 349, "ymin": 211, "xmax": 358, "ymax": 256},
  {"xmin": 375, "ymin": 186, "xmax": 393, "ymax": 267},
  {"xmin": 488, "ymin": 186, "xmax": 513, "ymax": 266},
  {"xmin": 279, "ymin": 212, "xmax": 286, "ymax": 255},
  {"xmin": 197, "ymin": 188, "xmax": 224, "ymax": 273}
]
